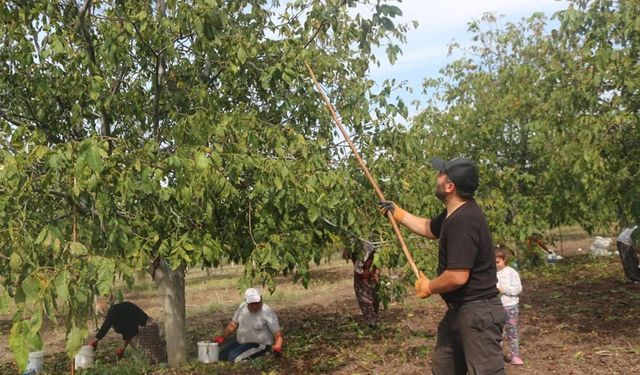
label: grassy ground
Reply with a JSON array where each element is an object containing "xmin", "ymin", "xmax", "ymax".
[{"xmin": 2, "ymin": 228, "xmax": 639, "ymax": 374}]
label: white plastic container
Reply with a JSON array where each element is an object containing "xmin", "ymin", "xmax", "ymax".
[
  {"xmin": 593, "ymin": 236, "xmax": 611, "ymax": 248},
  {"xmin": 197, "ymin": 341, "xmax": 220, "ymax": 363},
  {"xmin": 74, "ymin": 345, "xmax": 95, "ymax": 369},
  {"xmin": 197, "ymin": 341, "xmax": 210, "ymax": 363},
  {"xmin": 207, "ymin": 342, "xmax": 219, "ymax": 362},
  {"xmin": 23, "ymin": 351, "xmax": 44, "ymax": 374},
  {"xmin": 546, "ymin": 253, "xmax": 563, "ymax": 265},
  {"xmin": 590, "ymin": 236, "xmax": 612, "ymax": 256}
]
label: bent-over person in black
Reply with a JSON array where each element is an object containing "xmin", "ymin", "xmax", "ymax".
[{"xmin": 90, "ymin": 301, "xmax": 150, "ymax": 358}]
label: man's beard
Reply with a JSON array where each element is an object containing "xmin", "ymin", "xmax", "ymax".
[{"xmin": 435, "ymin": 185, "xmax": 446, "ymax": 202}]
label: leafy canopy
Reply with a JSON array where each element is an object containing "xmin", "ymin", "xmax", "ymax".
[{"xmin": 0, "ymin": 0, "xmax": 414, "ymax": 369}]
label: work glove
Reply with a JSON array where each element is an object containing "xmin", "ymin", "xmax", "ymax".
[
  {"xmin": 115, "ymin": 347, "xmax": 125, "ymax": 358},
  {"xmin": 272, "ymin": 346, "xmax": 282, "ymax": 358},
  {"xmin": 378, "ymin": 200, "xmax": 406, "ymax": 222},
  {"xmin": 213, "ymin": 336, "xmax": 225, "ymax": 344},
  {"xmin": 414, "ymin": 271, "xmax": 432, "ymax": 299},
  {"xmin": 89, "ymin": 339, "xmax": 98, "ymax": 349}
]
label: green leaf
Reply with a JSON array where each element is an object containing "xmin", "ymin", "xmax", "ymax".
[
  {"xmin": 14, "ymin": 286, "xmax": 26, "ymax": 305},
  {"xmin": 54, "ymin": 270, "xmax": 69, "ymax": 302},
  {"xmin": 43, "ymin": 292, "xmax": 56, "ymax": 322},
  {"xmin": 196, "ymin": 153, "xmax": 210, "ymax": 169},
  {"xmin": 95, "ymin": 258, "xmax": 115, "ymax": 296},
  {"xmin": 0, "ymin": 286, "xmax": 9, "ymax": 314},
  {"xmin": 66, "ymin": 326, "xmax": 87, "ymax": 357},
  {"xmin": 379, "ymin": 4, "xmax": 403, "ymax": 17},
  {"xmin": 89, "ymin": 88, "xmax": 100, "ymax": 101},
  {"xmin": 21, "ymin": 275, "xmax": 42, "ymax": 302},
  {"xmin": 236, "ymin": 46, "xmax": 247, "ymax": 65},
  {"xmin": 85, "ymin": 146, "xmax": 103, "ymax": 173},
  {"xmin": 373, "ymin": 253, "xmax": 383, "ymax": 270},
  {"xmin": 27, "ymin": 310, "xmax": 43, "ymax": 350},
  {"xmin": 33, "ymin": 145, "xmax": 49, "ymax": 160},
  {"xmin": 379, "ymin": 16, "xmax": 395, "ymax": 31},
  {"xmin": 51, "ymin": 37, "xmax": 65, "ymax": 54},
  {"xmin": 210, "ymin": 153, "xmax": 222, "ymax": 168},
  {"xmin": 28, "ymin": 310, "xmax": 43, "ymax": 334},
  {"xmin": 10, "ymin": 252, "xmax": 23, "ymax": 272},
  {"xmin": 136, "ymin": 10, "xmax": 148, "ymax": 20},
  {"xmin": 28, "ymin": 333, "xmax": 43, "ymax": 352},
  {"xmin": 68, "ymin": 241, "xmax": 88, "ymax": 256},
  {"xmin": 35, "ymin": 227, "xmax": 48, "ymax": 244},
  {"xmin": 308, "ymin": 206, "xmax": 319, "ymax": 223},
  {"xmin": 74, "ymin": 287, "xmax": 90, "ymax": 305},
  {"xmin": 9, "ymin": 322, "xmax": 29, "ymax": 372}
]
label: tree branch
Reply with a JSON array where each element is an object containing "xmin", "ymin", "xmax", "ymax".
[
  {"xmin": 248, "ymin": 201, "xmax": 257, "ymax": 246},
  {"xmin": 77, "ymin": 0, "xmax": 112, "ymax": 140},
  {"xmin": 78, "ymin": 0, "xmax": 96, "ymax": 64},
  {"xmin": 153, "ymin": 0, "xmax": 167, "ymax": 142},
  {"xmin": 304, "ymin": 19, "xmax": 328, "ymax": 50}
]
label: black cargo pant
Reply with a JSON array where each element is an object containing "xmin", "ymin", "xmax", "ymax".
[{"xmin": 432, "ymin": 297, "xmax": 507, "ymax": 375}]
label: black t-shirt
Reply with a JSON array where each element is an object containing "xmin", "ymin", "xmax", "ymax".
[
  {"xmin": 430, "ymin": 200, "xmax": 498, "ymax": 303},
  {"xmin": 95, "ymin": 302, "xmax": 149, "ymax": 341}
]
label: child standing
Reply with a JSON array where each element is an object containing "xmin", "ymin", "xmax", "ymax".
[{"xmin": 495, "ymin": 248, "xmax": 524, "ymax": 365}]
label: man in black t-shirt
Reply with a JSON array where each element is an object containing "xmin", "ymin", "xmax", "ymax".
[{"xmin": 380, "ymin": 157, "xmax": 506, "ymax": 375}]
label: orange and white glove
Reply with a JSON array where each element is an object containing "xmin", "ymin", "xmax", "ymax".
[
  {"xmin": 378, "ymin": 201, "xmax": 406, "ymax": 222},
  {"xmin": 414, "ymin": 271, "xmax": 432, "ymax": 299}
]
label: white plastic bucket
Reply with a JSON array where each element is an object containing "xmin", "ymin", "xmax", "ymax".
[
  {"xmin": 197, "ymin": 341, "xmax": 210, "ymax": 363},
  {"xmin": 207, "ymin": 342, "xmax": 219, "ymax": 362},
  {"xmin": 74, "ymin": 345, "xmax": 95, "ymax": 369},
  {"xmin": 24, "ymin": 351, "xmax": 44, "ymax": 374}
]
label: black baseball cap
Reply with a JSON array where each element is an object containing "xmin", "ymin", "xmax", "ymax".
[{"xmin": 430, "ymin": 157, "xmax": 479, "ymax": 196}]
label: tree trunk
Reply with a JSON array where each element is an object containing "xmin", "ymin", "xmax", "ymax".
[{"xmin": 154, "ymin": 260, "xmax": 187, "ymax": 366}]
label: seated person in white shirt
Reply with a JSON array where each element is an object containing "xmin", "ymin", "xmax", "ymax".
[{"xmin": 213, "ymin": 288, "xmax": 283, "ymax": 362}]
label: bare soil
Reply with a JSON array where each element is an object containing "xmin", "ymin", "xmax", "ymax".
[{"xmin": 2, "ymin": 232, "xmax": 639, "ymax": 374}]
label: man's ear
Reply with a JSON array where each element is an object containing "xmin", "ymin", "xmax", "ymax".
[{"xmin": 447, "ymin": 181, "xmax": 456, "ymax": 193}]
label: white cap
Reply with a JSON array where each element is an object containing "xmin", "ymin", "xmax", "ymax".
[{"xmin": 244, "ymin": 288, "xmax": 261, "ymax": 303}]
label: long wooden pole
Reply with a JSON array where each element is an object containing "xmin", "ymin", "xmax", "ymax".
[
  {"xmin": 304, "ymin": 61, "xmax": 419, "ymax": 278},
  {"xmin": 71, "ymin": 177, "xmax": 77, "ymax": 375}
]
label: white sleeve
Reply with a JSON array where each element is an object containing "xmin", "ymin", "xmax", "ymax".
[
  {"xmin": 231, "ymin": 303, "xmax": 244, "ymax": 323},
  {"xmin": 502, "ymin": 268, "xmax": 522, "ymax": 297},
  {"xmin": 263, "ymin": 307, "xmax": 281, "ymax": 334}
]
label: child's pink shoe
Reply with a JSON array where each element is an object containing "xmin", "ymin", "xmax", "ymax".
[{"xmin": 511, "ymin": 356, "xmax": 524, "ymax": 365}]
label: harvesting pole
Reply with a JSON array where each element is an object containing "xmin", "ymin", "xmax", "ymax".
[{"xmin": 304, "ymin": 61, "xmax": 420, "ymax": 279}]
